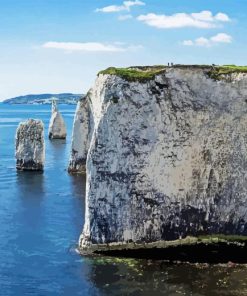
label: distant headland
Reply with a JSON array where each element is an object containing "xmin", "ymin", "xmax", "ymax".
[{"xmin": 2, "ymin": 93, "xmax": 84, "ymax": 105}]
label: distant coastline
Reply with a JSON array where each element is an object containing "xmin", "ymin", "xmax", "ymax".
[{"xmin": 2, "ymin": 93, "xmax": 84, "ymax": 105}]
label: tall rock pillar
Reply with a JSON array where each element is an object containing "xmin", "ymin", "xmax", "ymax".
[{"xmin": 15, "ymin": 119, "xmax": 45, "ymax": 171}]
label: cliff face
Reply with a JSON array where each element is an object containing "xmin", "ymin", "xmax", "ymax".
[
  {"xmin": 77, "ymin": 66, "xmax": 247, "ymax": 252},
  {"xmin": 68, "ymin": 98, "xmax": 92, "ymax": 173},
  {"xmin": 15, "ymin": 119, "xmax": 45, "ymax": 171}
]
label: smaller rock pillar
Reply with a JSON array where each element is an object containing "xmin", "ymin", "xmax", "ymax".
[{"xmin": 48, "ymin": 100, "xmax": 67, "ymax": 139}]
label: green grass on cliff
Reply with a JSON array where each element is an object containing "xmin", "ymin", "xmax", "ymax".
[
  {"xmin": 98, "ymin": 65, "xmax": 247, "ymax": 82},
  {"xmin": 222, "ymin": 65, "xmax": 247, "ymax": 71},
  {"xmin": 208, "ymin": 65, "xmax": 247, "ymax": 80},
  {"xmin": 198, "ymin": 234, "xmax": 247, "ymax": 243},
  {"xmin": 98, "ymin": 66, "xmax": 166, "ymax": 82}
]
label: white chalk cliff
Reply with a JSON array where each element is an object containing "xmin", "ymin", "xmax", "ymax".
[
  {"xmin": 75, "ymin": 66, "xmax": 247, "ymax": 253},
  {"xmin": 15, "ymin": 119, "xmax": 45, "ymax": 171},
  {"xmin": 68, "ymin": 98, "xmax": 92, "ymax": 173},
  {"xmin": 48, "ymin": 100, "xmax": 67, "ymax": 139}
]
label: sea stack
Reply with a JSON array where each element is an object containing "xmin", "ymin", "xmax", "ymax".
[
  {"xmin": 68, "ymin": 97, "xmax": 91, "ymax": 173},
  {"xmin": 15, "ymin": 119, "xmax": 45, "ymax": 171},
  {"xmin": 48, "ymin": 100, "xmax": 67, "ymax": 139},
  {"xmin": 78, "ymin": 66, "xmax": 247, "ymax": 254}
]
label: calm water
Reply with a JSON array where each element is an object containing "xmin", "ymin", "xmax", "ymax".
[{"xmin": 0, "ymin": 104, "xmax": 247, "ymax": 296}]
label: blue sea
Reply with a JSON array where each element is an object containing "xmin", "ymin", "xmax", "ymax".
[{"xmin": 0, "ymin": 103, "xmax": 247, "ymax": 296}]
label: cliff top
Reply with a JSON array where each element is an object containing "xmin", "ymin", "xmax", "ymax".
[
  {"xmin": 98, "ymin": 65, "xmax": 247, "ymax": 82},
  {"xmin": 98, "ymin": 66, "xmax": 166, "ymax": 82}
]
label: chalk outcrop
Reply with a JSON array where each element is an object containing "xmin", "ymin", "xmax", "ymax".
[
  {"xmin": 78, "ymin": 66, "xmax": 247, "ymax": 254},
  {"xmin": 48, "ymin": 100, "xmax": 67, "ymax": 139},
  {"xmin": 15, "ymin": 119, "xmax": 45, "ymax": 171},
  {"xmin": 68, "ymin": 97, "xmax": 92, "ymax": 173}
]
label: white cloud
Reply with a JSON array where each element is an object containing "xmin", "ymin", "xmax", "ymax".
[
  {"xmin": 124, "ymin": 0, "xmax": 144, "ymax": 9},
  {"xmin": 96, "ymin": 5, "xmax": 125, "ymax": 13},
  {"xmin": 137, "ymin": 10, "xmax": 230, "ymax": 29},
  {"xmin": 195, "ymin": 37, "xmax": 211, "ymax": 47},
  {"xmin": 183, "ymin": 33, "xmax": 232, "ymax": 47},
  {"xmin": 191, "ymin": 11, "xmax": 215, "ymax": 22},
  {"xmin": 118, "ymin": 14, "xmax": 133, "ymax": 21},
  {"xmin": 42, "ymin": 41, "xmax": 142, "ymax": 53},
  {"xmin": 215, "ymin": 13, "xmax": 230, "ymax": 22},
  {"xmin": 210, "ymin": 33, "xmax": 232, "ymax": 43},
  {"xmin": 96, "ymin": 0, "xmax": 145, "ymax": 13}
]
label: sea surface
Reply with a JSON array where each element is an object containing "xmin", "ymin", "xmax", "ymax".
[{"xmin": 0, "ymin": 103, "xmax": 247, "ymax": 296}]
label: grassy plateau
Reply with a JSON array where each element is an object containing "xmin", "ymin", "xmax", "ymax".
[{"xmin": 98, "ymin": 65, "xmax": 247, "ymax": 82}]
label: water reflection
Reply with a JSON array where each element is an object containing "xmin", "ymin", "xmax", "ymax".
[
  {"xmin": 16, "ymin": 170, "xmax": 45, "ymax": 198},
  {"xmin": 70, "ymin": 174, "xmax": 86, "ymax": 197},
  {"xmin": 49, "ymin": 138, "xmax": 67, "ymax": 148},
  {"xmin": 84, "ymin": 257, "xmax": 247, "ymax": 296},
  {"xmin": 47, "ymin": 139, "xmax": 68, "ymax": 169},
  {"xmin": 15, "ymin": 170, "xmax": 45, "ymax": 239}
]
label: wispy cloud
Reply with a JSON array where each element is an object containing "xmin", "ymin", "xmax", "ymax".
[
  {"xmin": 137, "ymin": 11, "xmax": 230, "ymax": 29},
  {"xmin": 42, "ymin": 41, "xmax": 142, "ymax": 52},
  {"xmin": 96, "ymin": 0, "xmax": 145, "ymax": 13},
  {"xmin": 118, "ymin": 14, "xmax": 133, "ymax": 21},
  {"xmin": 182, "ymin": 33, "xmax": 232, "ymax": 47}
]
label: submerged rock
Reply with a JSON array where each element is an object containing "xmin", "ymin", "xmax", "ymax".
[
  {"xmin": 68, "ymin": 97, "xmax": 92, "ymax": 173},
  {"xmin": 78, "ymin": 66, "xmax": 247, "ymax": 254},
  {"xmin": 48, "ymin": 100, "xmax": 67, "ymax": 139},
  {"xmin": 15, "ymin": 119, "xmax": 45, "ymax": 171}
]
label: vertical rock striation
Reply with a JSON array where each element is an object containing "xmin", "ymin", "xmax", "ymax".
[
  {"xmin": 78, "ymin": 66, "xmax": 247, "ymax": 254},
  {"xmin": 68, "ymin": 97, "xmax": 92, "ymax": 173},
  {"xmin": 15, "ymin": 119, "xmax": 45, "ymax": 171},
  {"xmin": 48, "ymin": 100, "xmax": 67, "ymax": 139}
]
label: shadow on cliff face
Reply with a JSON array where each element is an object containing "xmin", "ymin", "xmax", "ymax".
[{"xmin": 96, "ymin": 243, "xmax": 247, "ymax": 264}]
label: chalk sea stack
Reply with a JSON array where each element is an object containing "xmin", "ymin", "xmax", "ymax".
[
  {"xmin": 15, "ymin": 119, "xmax": 45, "ymax": 171},
  {"xmin": 68, "ymin": 97, "xmax": 91, "ymax": 173},
  {"xmin": 48, "ymin": 100, "xmax": 67, "ymax": 139},
  {"xmin": 77, "ymin": 65, "xmax": 247, "ymax": 254}
]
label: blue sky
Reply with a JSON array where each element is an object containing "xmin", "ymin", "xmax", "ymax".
[{"xmin": 0, "ymin": 0, "xmax": 246, "ymax": 100}]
